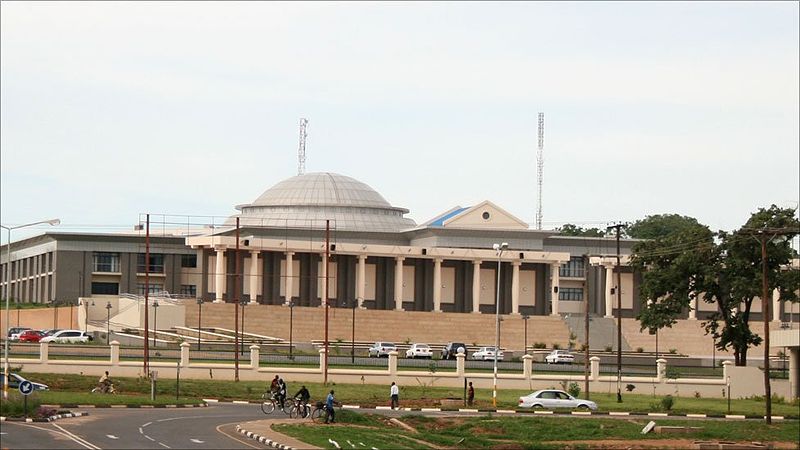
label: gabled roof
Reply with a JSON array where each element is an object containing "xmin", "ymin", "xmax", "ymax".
[{"xmin": 422, "ymin": 201, "xmax": 530, "ymax": 230}]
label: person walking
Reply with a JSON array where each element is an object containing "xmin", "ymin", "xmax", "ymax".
[
  {"xmin": 390, "ymin": 381, "xmax": 399, "ymax": 409},
  {"xmin": 325, "ymin": 390, "xmax": 336, "ymax": 424},
  {"xmin": 467, "ymin": 381, "xmax": 475, "ymax": 406}
]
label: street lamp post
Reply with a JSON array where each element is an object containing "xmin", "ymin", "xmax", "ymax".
[
  {"xmin": 492, "ymin": 242, "xmax": 508, "ymax": 407},
  {"xmin": 288, "ymin": 301, "xmax": 295, "ymax": 360},
  {"xmin": 152, "ymin": 299, "xmax": 159, "ymax": 348},
  {"xmin": 105, "ymin": 301, "xmax": 112, "ymax": 345},
  {"xmin": 240, "ymin": 299, "xmax": 247, "ymax": 356},
  {"xmin": 2, "ymin": 218, "xmax": 60, "ymax": 400},
  {"xmin": 196, "ymin": 298, "xmax": 203, "ymax": 351},
  {"xmin": 351, "ymin": 298, "xmax": 357, "ymax": 364},
  {"xmin": 522, "ymin": 315, "xmax": 530, "ymax": 355}
]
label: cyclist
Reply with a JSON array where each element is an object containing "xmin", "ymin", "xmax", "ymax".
[
  {"xmin": 277, "ymin": 378, "xmax": 287, "ymax": 409},
  {"xmin": 269, "ymin": 375, "xmax": 280, "ymax": 396},
  {"xmin": 292, "ymin": 385, "xmax": 311, "ymax": 417},
  {"xmin": 98, "ymin": 371, "xmax": 113, "ymax": 393},
  {"xmin": 324, "ymin": 389, "xmax": 336, "ymax": 424}
]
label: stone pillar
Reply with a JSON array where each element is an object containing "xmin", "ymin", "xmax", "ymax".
[
  {"xmin": 522, "ymin": 354, "xmax": 533, "ymax": 379},
  {"xmin": 433, "ymin": 258, "xmax": 442, "ymax": 312},
  {"xmin": 110, "ymin": 341, "xmax": 119, "ymax": 366},
  {"xmin": 249, "ymin": 251, "xmax": 260, "ymax": 304},
  {"xmin": 357, "ymin": 255, "xmax": 367, "ymax": 308},
  {"xmin": 772, "ymin": 288, "xmax": 781, "ymax": 322},
  {"xmin": 319, "ymin": 347, "xmax": 327, "ymax": 374},
  {"xmin": 550, "ymin": 263, "xmax": 560, "ymax": 316},
  {"xmin": 788, "ymin": 347, "xmax": 799, "ymax": 399},
  {"xmin": 590, "ymin": 356, "xmax": 601, "ymax": 380},
  {"xmin": 604, "ymin": 266, "xmax": 614, "ymax": 318},
  {"xmin": 214, "ymin": 248, "xmax": 226, "ymax": 303},
  {"xmin": 394, "ymin": 257, "xmax": 405, "ymax": 311},
  {"xmin": 472, "ymin": 260, "xmax": 482, "ymax": 313},
  {"xmin": 250, "ymin": 344, "xmax": 260, "ymax": 369},
  {"xmin": 180, "ymin": 341, "xmax": 190, "ymax": 367},
  {"xmin": 285, "ymin": 251, "xmax": 294, "ymax": 305},
  {"xmin": 689, "ymin": 297, "xmax": 697, "ymax": 320},
  {"xmin": 456, "ymin": 349, "xmax": 465, "ymax": 377},
  {"xmin": 388, "ymin": 350, "xmax": 398, "ymax": 376},
  {"xmin": 40, "ymin": 341, "xmax": 49, "ymax": 364},
  {"xmin": 722, "ymin": 360, "xmax": 733, "ymax": 381},
  {"xmin": 656, "ymin": 358, "xmax": 667, "ymax": 382},
  {"xmin": 511, "ymin": 261, "xmax": 521, "ymax": 315}
]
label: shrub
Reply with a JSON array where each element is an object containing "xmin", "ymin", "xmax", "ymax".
[
  {"xmin": 668, "ymin": 348, "xmax": 677, "ymax": 354},
  {"xmin": 625, "ymin": 384, "xmax": 636, "ymax": 392},
  {"xmin": 660, "ymin": 395, "xmax": 675, "ymax": 411},
  {"xmin": 636, "ymin": 347, "xmax": 644, "ymax": 353},
  {"xmin": 568, "ymin": 382, "xmax": 581, "ymax": 398},
  {"xmin": 533, "ymin": 342, "xmax": 547, "ymax": 349},
  {"xmin": 665, "ymin": 367, "xmax": 681, "ymax": 380},
  {"xmin": 604, "ymin": 345, "xmax": 613, "ymax": 352},
  {"xmin": 694, "ymin": 391, "xmax": 701, "ymax": 399},
  {"xmin": 0, "ymin": 393, "xmax": 42, "ymax": 417},
  {"xmin": 579, "ymin": 343, "xmax": 588, "ymax": 352},
  {"xmin": 552, "ymin": 343, "xmax": 561, "ymax": 350}
]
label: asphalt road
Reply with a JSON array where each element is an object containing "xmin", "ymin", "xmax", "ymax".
[{"xmin": 0, "ymin": 403, "xmax": 272, "ymax": 450}]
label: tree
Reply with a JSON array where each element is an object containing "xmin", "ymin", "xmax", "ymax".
[
  {"xmin": 556, "ymin": 224, "xmax": 606, "ymax": 237},
  {"xmin": 631, "ymin": 206, "xmax": 799, "ymax": 366}
]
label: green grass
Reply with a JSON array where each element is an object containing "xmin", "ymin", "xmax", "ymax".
[{"xmin": 276, "ymin": 413, "xmax": 800, "ymax": 449}]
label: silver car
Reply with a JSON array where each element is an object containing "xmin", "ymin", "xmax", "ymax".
[
  {"xmin": 518, "ymin": 389, "xmax": 597, "ymax": 410},
  {"xmin": 368, "ymin": 342, "xmax": 396, "ymax": 358}
]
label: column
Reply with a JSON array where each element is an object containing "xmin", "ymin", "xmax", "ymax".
[
  {"xmin": 285, "ymin": 251, "xmax": 294, "ymax": 305},
  {"xmin": 394, "ymin": 257, "xmax": 404, "ymax": 311},
  {"xmin": 772, "ymin": 288, "xmax": 781, "ymax": 323},
  {"xmin": 433, "ymin": 258, "xmax": 442, "ymax": 312},
  {"xmin": 249, "ymin": 251, "xmax": 260, "ymax": 304},
  {"xmin": 250, "ymin": 344, "xmax": 260, "ymax": 369},
  {"xmin": 550, "ymin": 263, "xmax": 560, "ymax": 316},
  {"xmin": 357, "ymin": 255, "xmax": 367, "ymax": 308},
  {"xmin": 214, "ymin": 247, "xmax": 225, "ymax": 303},
  {"xmin": 604, "ymin": 266, "xmax": 614, "ymax": 318},
  {"xmin": 789, "ymin": 347, "xmax": 799, "ymax": 400},
  {"xmin": 511, "ymin": 261, "xmax": 521, "ymax": 315},
  {"xmin": 689, "ymin": 297, "xmax": 697, "ymax": 320},
  {"xmin": 472, "ymin": 260, "xmax": 482, "ymax": 313},
  {"xmin": 180, "ymin": 342, "xmax": 190, "ymax": 367}
]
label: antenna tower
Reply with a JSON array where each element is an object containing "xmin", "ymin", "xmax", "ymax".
[
  {"xmin": 536, "ymin": 112, "xmax": 544, "ymax": 230},
  {"xmin": 297, "ymin": 118, "xmax": 309, "ymax": 175}
]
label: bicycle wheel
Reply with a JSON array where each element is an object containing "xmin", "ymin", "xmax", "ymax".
[
  {"xmin": 288, "ymin": 403, "xmax": 300, "ymax": 419},
  {"xmin": 310, "ymin": 407, "xmax": 324, "ymax": 423},
  {"xmin": 260, "ymin": 394, "xmax": 275, "ymax": 414}
]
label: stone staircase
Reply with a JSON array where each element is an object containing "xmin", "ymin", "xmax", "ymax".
[{"xmin": 563, "ymin": 315, "xmax": 631, "ymax": 351}]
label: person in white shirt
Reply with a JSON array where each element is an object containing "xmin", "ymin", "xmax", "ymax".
[{"xmin": 390, "ymin": 381, "xmax": 399, "ymax": 409}]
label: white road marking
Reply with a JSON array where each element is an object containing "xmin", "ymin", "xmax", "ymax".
[
  {"xmin": 51, "ymin": 423, "xmax": 101, "ymax": 450},
  {"xmin": 106, "ymin": 434, "xmax": 119, "ymax": 439},
  {"xmin": 190, "ymin": 438, "xmax": 205, "ymax": 444},
  {"xmin": 145, "ymin": 435, "xmax": 156, "ymax": 441},
  {"xmin": 143, "ymin": 421, "xmax": 153, "ymax": 427},
  {"xmin": 158, "ymin": 442, "xmax": 171, "ymax": 448}
]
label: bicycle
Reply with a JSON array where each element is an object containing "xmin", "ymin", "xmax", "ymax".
[
  {"xmin": 310, "ymin": 401, "xmax": 339, "ymax": 423},
  {"xmin": 288, "ymin": 397, "xmax": 311, "ymax": 419},
  {"xmin": 260, "ymin": 392, "xmax": 292, "ymax": 415}
]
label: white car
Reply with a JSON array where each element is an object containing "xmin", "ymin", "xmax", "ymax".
[
  {"xmin": 1, "ymin": 372, "xmax": 49, "ymax": 391},
  {"xmin": 518, "ymin": 389, "xmax": 597, "ymax": 410},
  {"xmin": 471, "ymin": 346, "xmax": 504, "ymax": 361},
  {"xmin": 40, "ymin": 329, "xmax": 93, "ymax": 344},
  {"xmin": 544, "ymin": 350, "xmax": 574, "ymax": 364},
  {"xmin": 405, "ymin": 343, "xmax": 433, "ymax": 359},
  {"xmin": 368, "ymin": 342, "xmax": 397, "ymax": 358},
  {"xmin": 7, "ymin": 327, "xmax": 32, "ymax": 341}
]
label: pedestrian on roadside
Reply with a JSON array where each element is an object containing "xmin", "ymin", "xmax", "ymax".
[
  {"xmin": 325, "ymin": 390, "xmax": 336, "ymax": 424},
  {"xmin": 390, "ymin": 381, "xmax": 399, "ymax": 409},
  {"xmin": 467, "ymin": 381, "xmax": 475, "ymax": 406}
]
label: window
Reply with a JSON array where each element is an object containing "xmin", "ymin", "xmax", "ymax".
[
  {"xmin": 137, "ymin": 254, "xmax": 164, "ymax": 273},
  {"xmin": 137, "ymin": 283, "xmax": 164, "ymax": 295},
  {"xmin": 558, "ymin": 287, "xmax": 584, "ymax": 301},
  {"xmin": 559, "ymin": 256, "xmax": 585, "ymax": 278},
  {"xmin": 180, "ymin": 254, "xmax": 197, "ymax": 268},
  {"xmin": 180, "ymin": 284, "xmax": 197, "ymax": 296},
  {"xmin": 93, "ymin": 253, "xmax": 121, "ymax": 273},
  {"xmin": 91, "ymin": 282, "xmax": 119, "ymax": 295}
]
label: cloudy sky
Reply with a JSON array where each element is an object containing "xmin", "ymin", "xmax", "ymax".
[{"xmin": 2, "ymin": 2, "xmax": 798, "ymax": 242}]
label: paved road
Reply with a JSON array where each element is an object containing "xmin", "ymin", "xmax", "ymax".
[{"xmin": 0, "ymin": 403, "xmax": 273, "ymax": 449}]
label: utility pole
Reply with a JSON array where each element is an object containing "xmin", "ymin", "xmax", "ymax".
[
  {"xmin": 584, "ymin": 275, "xmax": 590, "ymax": 399},
  {"xmin": 144, "ymin": 214, "xmax": 150, "ymax": 377},
  {"xmin": 323, "ymin": 220, "xmax": 330, "ymax": 385},
  {"xmin": 234, "ymin": 217, "xmax": 240, "ymax": 382},
  {"xmin": 606, "ymin": 223, "xmax": 626, "ymax": 403}
]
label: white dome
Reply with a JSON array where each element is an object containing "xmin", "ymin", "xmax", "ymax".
[{"xmin": 235, "ymin": 172, "xmax": 416, "ymax": 232}]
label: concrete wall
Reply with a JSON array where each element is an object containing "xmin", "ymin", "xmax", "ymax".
[{"xmin": 1, "ymin": 306, "xmax": 77, "ymax": 336}]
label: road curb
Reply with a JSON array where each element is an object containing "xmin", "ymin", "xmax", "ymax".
[
  {"xmin": 41, "ymin": 403, "xmax": 207, "ymax": 409},
  {"xmin": 236, "ymin": 424, "xmax": 295, "ymax": 450},
  {"xmin": 0, "ymin": 412, "xmax": 89, "ymax": 423}
]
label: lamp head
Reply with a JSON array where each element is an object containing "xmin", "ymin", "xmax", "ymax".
[{"xmin": 47, "ymin": 219, "xmax": 61, "ymax": 226}]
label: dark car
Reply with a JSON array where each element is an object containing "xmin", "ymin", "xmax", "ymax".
[
  {"xmin": 18, "ymin": 330, "xmax": 45, "ymax": 343},
  {"xmin": 441, "ymin": 342, "xmax": 467, "ymax": 360}
]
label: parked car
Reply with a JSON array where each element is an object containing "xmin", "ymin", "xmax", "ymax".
[
  {"xmin": 40, "ymin": 328, "xmax": 62, "ymax": 337},
  {"xmin": 518, "ymin": 389, "xmax": 597, "ymax": 410},
  {"xmin": 471, "ymin": 346, "xmax": 504, "ymax": 361},
  {"xmin": 17, "ymin": 330, "xmax": 45, "ymax": 343},
  {"xmin": 405, "ymin": 343, "xmax": 433, "ymax": 359},
  {"xmin": 1, "ymin": 372, "xmax": 49, "ymax": 391},
  {"xmin": 7, "ymin": 327, "xmax": 32, "ymax": 341},
  {"xmin": 40, "ymin": 329, "xmax": 93, "ymax": 344},
  {"xmin": 368, "ymin": 342, "xmax": 397, "ymax": 358},
  {"xmin": 544, "ymin": 349, "xmax": 575, "ymax": 364},
  {"xmin": 441, "ymin": 342, "xmax": 467, "ymax": 360}
]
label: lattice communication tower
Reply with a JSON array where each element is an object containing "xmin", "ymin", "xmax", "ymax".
[
  {"xmin": 297, "ymin": 118, "xmax": 309, "ymax": 175},
  {"xmin": 536, "ymin": 112, "xmax": 545, "ymax": 230}
]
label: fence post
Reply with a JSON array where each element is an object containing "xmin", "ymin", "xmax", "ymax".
[
  {"xmin": 656, "ymin": 358, "xmax": 667, "ymax": 383},
  {"xmin": 180, "ymin": 342, "xmax": 190, "ymax": 367},
  {"xmin": 388, "ymin": 350, "xmax": 398, "ymax": 377},
  {"xmin": 250, "ymin": 344, "xmax": 260, "ymax": 369},
  {"xmin": 722, "ymin": 360, "xmax": 732, "ymax": 381},
  {"xmin": 456, "ymin": 349, "xmax": 465, "ymax": 377},
  {"xmin": 589, "ymin": 356, "xmax": 600, "ymax": 380},
  {"xmin": 110, "ymin": 340, "xmax": 120, "ymax": 366},
  {"xmin": 39, "ymin": 341, "xmax": 49, "ymax": 364},
  {"xmin": 522, "ymin": 354, "xmax": 533, "ymax": 379},
  {"xmin": 319, "ymin": 347, "xmax": 327, "ymax": 375}
]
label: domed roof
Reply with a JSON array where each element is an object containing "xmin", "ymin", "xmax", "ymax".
[
  {"xmin": 235, "ymin": 172, "xmax": 416, "ymax": 232},
  {"xmin": 248, "ymin": 172, "xmax": 398, "ymax": 210}
]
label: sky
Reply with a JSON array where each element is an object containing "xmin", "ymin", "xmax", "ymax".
[{"xmin": 1, "ymin": 2, "xmax": 798, "ymax": 243}]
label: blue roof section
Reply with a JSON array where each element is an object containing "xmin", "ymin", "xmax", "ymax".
[{"xmin": 429, "ymin": 207, "xmax": 469, "ymax": 227}]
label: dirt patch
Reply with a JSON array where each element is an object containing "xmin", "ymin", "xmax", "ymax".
[{"xmin": 542, "ymin": 440, "xmax": 799, "ymax": 449}]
